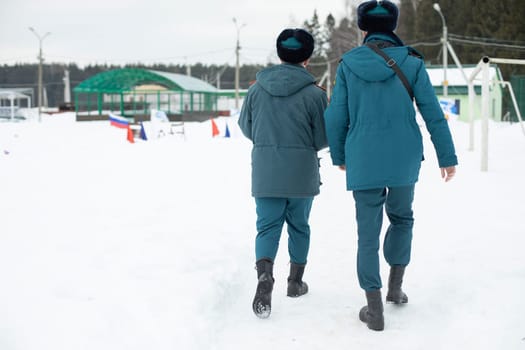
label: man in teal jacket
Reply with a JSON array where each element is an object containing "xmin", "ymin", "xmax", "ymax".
[
  {"xmin": 324, "ymin": 0, "xmax": 457, "ymax": 331},
  {"xmin": 238, "ymin": 28, "xmax": 328, "ymax": 319}
]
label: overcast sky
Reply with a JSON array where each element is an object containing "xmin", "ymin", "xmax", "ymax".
[{"xmin": 0, "ymin": 0, "xmax": 356, "ymax": 67}]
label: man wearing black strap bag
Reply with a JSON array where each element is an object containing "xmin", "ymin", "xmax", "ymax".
[{"xmin": 324, "ymin": 0, "xmax": 458, "ymax": 331}]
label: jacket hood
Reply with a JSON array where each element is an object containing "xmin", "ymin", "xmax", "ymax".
[
  {"xmin": 255, "ymin": 63, "xmax": 316, "ymax": 97},
  {"xmin": 341, "ymin": 45, "xmax": 411, "ymax": 82}
]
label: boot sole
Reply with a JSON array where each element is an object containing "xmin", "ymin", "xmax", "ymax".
[
  {"xmin": 252, "ymin": 279, "xmax": 273, "ymax": 318},
  {"xmin": 386, "ymin": 296, "xmax": 408, "ymax": 304},
  {"xmin": 286, "ymin": 287, "xmax": 308, "ymax": 298}
]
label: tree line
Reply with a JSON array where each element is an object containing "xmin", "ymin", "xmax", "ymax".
[
  {"xmin": 1, "ymin": 0, "xmax": 524, "ymax": 108},
  {"xmin": 305, "ymin": 0, "xmax": 525, "ymax": 84}
]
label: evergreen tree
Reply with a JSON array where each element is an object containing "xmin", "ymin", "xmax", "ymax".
[
  {"xmin": 324, "ymin": 14, "xmax": 337, "ymax": 54},
  {"xmin": 303, "ymin": 11, "xmax": 338, "ymax": 82},
  {"xmin": 407, "ymin": 0, "xmax": 525, "ymax": 79},
  {"xmin": 304, "ymin": 10, "xmax": 326, "ymax": 59},
  {"xmin": 397, "ymin": 0, "xmax": 418, "ymax": 44},
  {"xmin": 326, "ymin": 9, "xmax": 361, "ymax": 82},
  {"xmin": 412, "ymin": 0, "xmax": 442, "ymax": 64}
]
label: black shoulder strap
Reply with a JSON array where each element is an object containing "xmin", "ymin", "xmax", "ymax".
[{"xmin": 365, "ymin": 42, "xmax": 414, "ymax": 101}]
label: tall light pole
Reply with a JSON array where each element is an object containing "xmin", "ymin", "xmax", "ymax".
[
  {"xmin": 232, "ymin": 18, "xmax": 246, "ymax": 110},
  {"xmin": 29, "ymin": 27, "xmax": 51, "ymax": 122},
  {"xmin": 433, "ymin": 3, "xmax": 448, "ymax": 97}
]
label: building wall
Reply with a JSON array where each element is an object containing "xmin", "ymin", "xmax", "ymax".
[
  {"xmin": 428, "ymin": 66, "xmax": 504, "ymax": 122},
  {"xmin": 434, "ymin": 85, "xmax": 502, "ymax": 123}
]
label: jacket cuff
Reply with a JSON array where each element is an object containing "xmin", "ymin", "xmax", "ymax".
[{"xmin": 438, "ymin": 155, "xmax": 458, "ymax": 168}]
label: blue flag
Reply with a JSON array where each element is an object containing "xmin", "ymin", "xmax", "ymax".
[{"xmin": 140, "ymin": 122, "xmax": 148, "ymax": 141}]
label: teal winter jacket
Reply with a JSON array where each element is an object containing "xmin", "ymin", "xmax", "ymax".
[
  {"xmin": 324, "ymin": 36, "xmax": 458, "ymax": 190},
  {"xmin": 238, "ymin": 63, "xmax": 328, "ymax": 197}
]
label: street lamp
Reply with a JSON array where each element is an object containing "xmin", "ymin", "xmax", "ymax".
[
  {"xmin": 232, "ymin": 18, "xmax": 246, "ymax": 110},
  {"xmin": 29, "ymin": 27, "xmax": 51, "ymax": 122},
  {"xmin": 433, "ymin": 3, "xmax": 448, "ymax": 97}
]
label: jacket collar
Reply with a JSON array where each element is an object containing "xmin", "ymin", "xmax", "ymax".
[{"xmin": 363, "ymin": 32, "xmax": 404, "ymax": 47}]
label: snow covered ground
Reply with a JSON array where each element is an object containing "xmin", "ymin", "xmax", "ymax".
[{"xmin": 0, "ymin": 113, "xmax": 524, "ymax": 349}]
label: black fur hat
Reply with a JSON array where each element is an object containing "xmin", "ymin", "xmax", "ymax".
[
  {"xmin": 276, "ymin": 28, "xmax": 314, "ymax": 64},
  {"xmin": 357, "ymin": 0, "xmax": 399, "ymax": 32}
]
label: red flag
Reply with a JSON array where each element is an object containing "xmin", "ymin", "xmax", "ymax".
[
  {"xmin": 127, "ymin": 126, "xmax": 135, "ymax": 143},
  {"xmin": 211, "ymin": 119, "xmax": 220, "ymax": 137}
]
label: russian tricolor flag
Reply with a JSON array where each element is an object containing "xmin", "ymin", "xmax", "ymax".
[{"xmin": 109, "ymin": 113, "xmax": 130, "ymax": 129}]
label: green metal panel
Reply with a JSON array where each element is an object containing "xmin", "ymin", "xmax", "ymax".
[
  {"xmin": 87, "ymin": 93, "xmax": 91, "ymax": 116},
  {"xmin": 119, "ymin": 93, "xmax": 124, "ymax": 116},
  {"xmin": 510, "ymin": 75, "xmax": 525, "ymax": 122},
  {"xmin": 133, "ymin": 91, "xmax": 137, "ymax": 115},
  {"xmin": 97, "ymin": 93, "xmax": 102, "ymax": 115},
  {"xmin": 204, "ymin": 93, "xmax": 217, "ymax": 110}
]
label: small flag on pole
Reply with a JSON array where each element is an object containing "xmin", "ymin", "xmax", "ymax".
[
  {"xmin": 127, "ymin": 126, "xmax": 135, "ymax": 143},
  {"xmin": 211, "ymin": 118, "xmax": 220, "ymax": 137},
  {"xmin": 439, "ymin": 98, "xmax": 460, "ymax": 120},
  {"xmin": 140, "ymin": 122, "xmax": 148, "ymax": 141},
  {"xmin": 109, "ymin": 113, "xmax": 130, "ymax": 129}
]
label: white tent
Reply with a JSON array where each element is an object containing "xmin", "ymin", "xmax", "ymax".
[{"xmin": 0, "ymin": 89, "xmax": 32, "ymax": 121}]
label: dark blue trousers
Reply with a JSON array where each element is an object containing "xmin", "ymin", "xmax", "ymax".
[
  {"xmin": 255, "ymin": 197, "xmax": 314, "ymax": 264},
  {"xmin": 352, "ymin": 185, "xmax": 415, "ymax": 291}
]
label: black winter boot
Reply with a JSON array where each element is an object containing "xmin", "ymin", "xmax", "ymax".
[
  {"xmin": 359, "ymin": 290, "xmax": 385, "ymax": 331},
  {"xmin": 252, "ymin": 259, "xmax": 274, "ymax": 318},
  {"xmin": 386, "ymin": 265, "xmax": 408, "ymax": 304},
  {"xmin": 287, "ymin": 262, "xmax": 309, "ymax": 297}
]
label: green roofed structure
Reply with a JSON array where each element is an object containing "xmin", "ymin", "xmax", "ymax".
[{"xmin": 73, "ymin": 68, "xmax": 239, "ymax": 121}]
